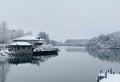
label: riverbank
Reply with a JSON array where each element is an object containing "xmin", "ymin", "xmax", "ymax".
[{"xmin": 97, "ymin": 68, "xmax": 120, "ymax": 82}]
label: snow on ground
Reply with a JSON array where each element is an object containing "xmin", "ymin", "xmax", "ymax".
[
  {"xmin": 100, "ymin": 74, "xmax": 120, "ymax": 82},
  {"xmin": 99, "ymin": 73, "xmax": 105, "ymax": 77},
  {"xmin": 0, "ymin": 49, "xmax": 9, "ymax": 62},
  {"xmin": 34, "ymin": 44, "xmax": 58, "ymax": 51}
]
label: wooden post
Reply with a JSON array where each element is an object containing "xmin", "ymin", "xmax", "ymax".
[
  {"xmin": 110, "ymin": 68, "xmax": 112, "ymax": 74},
  {"xmin": 105, "ymin": 72, "xmax": 107, "ymax": 78}
]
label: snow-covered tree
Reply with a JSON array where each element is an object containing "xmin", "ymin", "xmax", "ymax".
[
  {"xmin": 87, "ymin": 31, "xmax": 120, "ymax": 49},
  {"xmin": 0, "ymin": 22, "xmax": 8, "ymax": 43},
  {"xmin": 0, "ymin": 22, "xmax": 26, "ymax": 44},
  {"xmin": 37, "ymin": 32, "xmax": 49, "ymax": 40}
]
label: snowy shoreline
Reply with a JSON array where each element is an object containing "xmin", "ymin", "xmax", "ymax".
[
  {"xmin": 97, "ymin": 68, "xmax": 120, "ymax": 82},
  {"xmin": 100, "ymin": 74, "xmax": 120, "ymax": 82}
]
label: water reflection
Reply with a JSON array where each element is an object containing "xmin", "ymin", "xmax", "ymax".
[
  {"xmin": 87, "ymin": 47, "xmax": 120, "ymax": 63},
  {"xmin": 0, "ymin": 59, "xmax": 10, "ymax": 82},
  {"xmin": 65, "ymin": 46, "xmax": 87, "ymax": 52},
  {"xmin": 32, "ymin": 54, "xmax": 58, "ymax": 65},
  {"xmin": 0, "ymin": 54, "xmax": 58, "ymax": 82},
  {"xmin": 8, "ymin": 54, "xmax": 58, "ymax": 66}
]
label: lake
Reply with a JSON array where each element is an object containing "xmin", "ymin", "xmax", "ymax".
[{"xmin": 1, "ymin": 46, "xmax": 120, "ymax": 82}]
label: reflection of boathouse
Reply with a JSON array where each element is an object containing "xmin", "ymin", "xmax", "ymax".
[
  {"xmin": 8, "ymin": 54, "xmax": 58, "ymax": 65},
  {"xmin": 8, "ymin": 55, "xmax": 33, "ymax": 65}
]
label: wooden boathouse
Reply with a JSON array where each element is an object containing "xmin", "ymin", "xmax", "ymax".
[
  {"xmin": 9, "ymin": 35, "xmax": 45, "ymax": 55},
  {"xmin": 9, "ymin": 42, "xmax": 33, "ymax": 55}
]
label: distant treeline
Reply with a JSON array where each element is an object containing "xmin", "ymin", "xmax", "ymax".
[
  {"xmin": 87, "ymin": 31, "xmax": 120, "ymax": 49},
  {"xmin": 64, "ymin": 31, "xmax": 120, "ymax": 48},
  {"xmin": 64, "ymin": 39, "xmax": 88, "ymax": 46},
  {"xmin": 49, "ymin": 40, "xmax": 63, "ymax": 46}
]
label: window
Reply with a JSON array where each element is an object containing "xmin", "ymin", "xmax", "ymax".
[
  {"xmin": 28, "ymin": 46, "xmax": 30, "ymax": 49},
  {"xmin": 17, "ymin": 47, "xmax": 20, "ymax": 50}
]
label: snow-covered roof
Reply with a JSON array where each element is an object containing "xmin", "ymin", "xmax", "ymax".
[
  {"xmin": 13, "ymin": 35, "xmax": 39, "ymax": 41},
  {"xmin": 9, "ymin": 42, "xmax": 32, "ymax": 46},
  {"xmin": 39, "ymin": 38, "xmax": 45, "ymax": 41}
]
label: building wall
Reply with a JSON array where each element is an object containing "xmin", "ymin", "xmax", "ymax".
[{"xmin": 11, "ymin": 46, "xmax": 33, "ymax": 55}]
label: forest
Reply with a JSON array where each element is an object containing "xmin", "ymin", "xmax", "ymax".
[{"xmin": 87, "ymin": 31, "xmax": 120, "ymax": 49}]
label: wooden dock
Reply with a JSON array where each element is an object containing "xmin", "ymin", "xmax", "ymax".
[{"xmin": 97, "ymin": 68, "xmax": 119, "ymax": 82}]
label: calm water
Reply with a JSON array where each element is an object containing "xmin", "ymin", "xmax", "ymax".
[{"xmin": 1, "ymin": 46, "xmax": 120, "ymax": 82}]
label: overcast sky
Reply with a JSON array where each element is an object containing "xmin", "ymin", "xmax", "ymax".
[{"xmin": 0, "ymin": 0, "xmax": 120, "ymax": 41}]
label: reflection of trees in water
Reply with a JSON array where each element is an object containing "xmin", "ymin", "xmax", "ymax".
[
  {"xmin": 0, "ymin": 60, "xmax": 10, "ymax": 82},
  {"xmin": 8, "ymin": 54, "xmax": 58, "ymax": 66},
  {"xmin": 65, "ymin": 47, "xmax": 87, "ymax": 52},
  {"xmin": 87, "ymin": 47, "xmax": 120, "ymax": 63}
]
